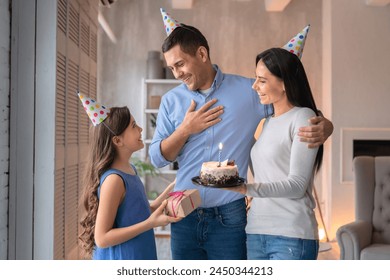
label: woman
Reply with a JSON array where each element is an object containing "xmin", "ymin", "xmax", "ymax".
[{"xmin": 227, "ymin": 48, "xmax": 323, "ymax": 260}]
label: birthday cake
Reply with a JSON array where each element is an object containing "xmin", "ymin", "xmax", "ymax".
[{"xmin": 199, "ymin": 160, "xmax": 239, "ymax": 185}]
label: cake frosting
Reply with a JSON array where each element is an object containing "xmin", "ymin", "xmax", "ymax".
[{"xmin": 199, "ymin": 160, "xmax": 239, "ymax": 185}]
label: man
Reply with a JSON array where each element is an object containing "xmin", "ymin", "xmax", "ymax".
[{"xmin": 149, "ymin": 9, "xmax": 333, "ymax": 260}]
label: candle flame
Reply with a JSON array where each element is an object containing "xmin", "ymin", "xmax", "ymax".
[{"xmin": 219, "ymin": 143, "xmax": 223, "ymax": 150}]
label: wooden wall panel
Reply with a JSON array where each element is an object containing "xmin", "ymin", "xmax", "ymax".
[{"xmin": 55, "ymin": 0, "xmax": 98, "ymax": 260}]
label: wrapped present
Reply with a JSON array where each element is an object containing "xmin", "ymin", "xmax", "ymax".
[{"xmin": 165, "ymin": 189, "xmax": 201, "ymax": 218}]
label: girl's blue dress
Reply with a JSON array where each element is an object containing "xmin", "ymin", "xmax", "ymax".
[{"xmin": 93, "ymin": 167, "xmax": 157, "ymax": 260}]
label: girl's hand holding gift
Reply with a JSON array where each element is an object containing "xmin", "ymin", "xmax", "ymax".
[{"xmin": 149, "ymin": 199, "xmax": 182, "ymax": 227}]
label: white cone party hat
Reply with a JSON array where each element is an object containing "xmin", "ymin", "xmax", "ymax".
[
  {"xmin": 282, "ymin": 25, "xmax": 310, "ymax": 59},
  {"xmin": 78, "ymin": 92, "xmax": 110, "ymax": 126},
  {"xmin": 160, "ymin": 8, "xmax": 181, "ymax": 36}
]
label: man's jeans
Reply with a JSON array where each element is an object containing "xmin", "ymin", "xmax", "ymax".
[{"xmin": 171, "ymin": 198, "xmax": 247, "ymax": 260}]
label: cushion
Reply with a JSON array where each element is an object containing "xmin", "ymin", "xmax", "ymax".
[{"xmin": 361, "ymin": 244, "xmax": 390, "ymax": 260}]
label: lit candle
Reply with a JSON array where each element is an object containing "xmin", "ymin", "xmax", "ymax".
[{"xmin": 218, "ymin": 142, "xmax": 223, "ymax": 167}]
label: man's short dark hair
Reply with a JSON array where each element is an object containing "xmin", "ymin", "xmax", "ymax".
[{"xmin": 162, "ymin": 24, "xmax": 210, "ymax": 58}]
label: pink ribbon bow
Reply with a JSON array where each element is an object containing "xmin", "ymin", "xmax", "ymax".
[{"xmin": 168, "ymin": 191, "xmax": 195, "ymax": 218}]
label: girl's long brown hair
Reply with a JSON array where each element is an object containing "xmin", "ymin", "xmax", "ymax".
[{"xmin": 79, "ymin": 106, "xmax": 131, "ymax": 258}]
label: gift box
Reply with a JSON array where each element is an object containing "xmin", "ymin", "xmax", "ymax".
[{"xmin": 165, "ymin": 189, "xmax": 201, "ymax": 218}]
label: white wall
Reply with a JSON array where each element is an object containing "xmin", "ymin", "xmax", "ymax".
[
  {"xmin": 323, "ymin": 0, "xmax": 390, "ymax": 238},
  {"xmin": 0, "ymin": 0, "xmax": 10, "ymax": 260}
]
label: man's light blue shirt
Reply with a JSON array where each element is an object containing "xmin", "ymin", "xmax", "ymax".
[{"xmin": 149, "ymin": 65, "xmax": 273, "ymax": 208}]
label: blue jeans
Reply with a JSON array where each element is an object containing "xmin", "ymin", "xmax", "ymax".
[
  {"xmin": 171, "ymin": 198, "xmax": 247, "ymax": 260},
  {"xmin": 247, "ymin": 234, "xmax": 319, "ymax": 260}
]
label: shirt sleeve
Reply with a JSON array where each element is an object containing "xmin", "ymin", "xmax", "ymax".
[
  {"xmin": 246, "ymin": 108, "xmax": 319, "ymax": 199},
  {"xmin": 148, "ymin": 96, "xmax": 174, "ymax": 168}
]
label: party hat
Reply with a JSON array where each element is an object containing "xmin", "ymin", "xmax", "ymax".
[
  {"xmin": 78, "ymin": 92, "xmax": 110, "ymax": 126},
  {"xmin": 160, "ymin": 8, "xmax": 181, "ymax": 36},
  {"xmin": 282, "ymin": 25, "xmax": 310, "ymax": 59}
]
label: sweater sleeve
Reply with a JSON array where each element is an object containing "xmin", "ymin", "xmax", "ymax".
[{"xmin": 246, "ymin": 108, "xmax": 319, "ymax": 199}]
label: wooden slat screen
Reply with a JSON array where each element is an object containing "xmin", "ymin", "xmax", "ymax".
[
  {"xmin": 56, "ymin": 53, "xmax": 66, "ymax": 146},
  {"xmin": 57, "ymin": 0, "xmax": 67, "ymax": 35},
  {"xmin": 66, "ymin": 59, "xmax": 79, "ymax": 145},
  {"xmin": 90, "ymin": 31, "xmax": 97, "ymax": 63},
  {"xmin": 64, "ymin": 163, "xmax": 79, "ymax": 259},
  {"xmin": 90, "ymin": 75, "xmax": 97, "ymax": 98},
  {"xmin": 80, "ymin": 18, "xmax": 90, "ymax": 56},
  {"xmin": 68, "ymin": 3, "xmax": 79, "ymax": 46},
  {"xmin": 55, "ymin": 0, "xmax": 98, "ymax": 260},
  {"xmin": 79, "ymin": 69, "xmax": 90, "ymax": 143}
]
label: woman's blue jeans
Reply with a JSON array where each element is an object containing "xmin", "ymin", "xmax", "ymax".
[
  {"xmin": 171, "ymin": 198, "xmax": 247, "ymax": 260},
  {"xmin": 247, "ymin": 234, "xmax": 319, "ymax": 260}
]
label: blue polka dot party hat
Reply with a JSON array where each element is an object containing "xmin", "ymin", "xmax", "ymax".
[
  {"xmin": 282, "ymin": 25, "xmax": 310, "ymax": 59},
  {"xmin": 78, "ymin": 92, "xmax": 110, "ymax": 126},
  {"xmin": 160, "ymin": 8, "xmax": 181, "ymax": 36}
]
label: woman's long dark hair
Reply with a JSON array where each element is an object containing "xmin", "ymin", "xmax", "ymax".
[
  {"xmin": 79, "ymin": 106, "xmax": 131, "ymax": 258},
  {"xmin": 256, "ymin": 48, "xmax": 323, "ymax": 172}
]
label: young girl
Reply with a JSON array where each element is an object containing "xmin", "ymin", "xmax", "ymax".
[{"xmin": 78, "ymin": 94, "xmax": 181, "ymax": 260}]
